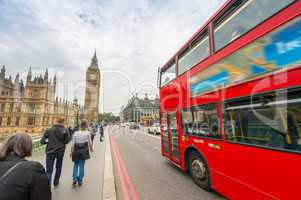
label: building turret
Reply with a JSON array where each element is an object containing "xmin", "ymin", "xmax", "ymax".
[
  {"xmin": 14, "ymin": 73, "xmax": 20, "ymax": 84},
  {"xmin": 19, "ymin": 80, "xmax": 25, "ymax": 96},
  {"xmin": 38, "ymin": 74, "xmax": 43, "ymax": 84},
  {"xmin": 53, "ymin": 75, "xmax": 57, "ymax": 86},
  {"xmin": 27, "ymin": 67, "xmax": 32, "ymax": 83},
  {"xmin": 144, "ymin": 93, "xmax": 149, "ymax": 100},
  {"xmin": 13, "ymin": 73, "xmax": 20, "ymax": 98},
  {"xmin": 0, "ymin": 65, "xmax": 6, "ymax": 80},
  {"xmin": 44, "ymin": 68, "xmax": 48, "ymax": 83},
  {"xmin": 8, "ymin": 75, "xmax": 12, "ymax": 84}
]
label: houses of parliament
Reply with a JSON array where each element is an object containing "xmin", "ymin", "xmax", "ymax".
[
  {"xmin": 0, "ymin": 51, "xmax": 101, "ymax": 136},
  {"xmin": 0, "ymin": 65, "xmax": 81, "ymax": 136}
]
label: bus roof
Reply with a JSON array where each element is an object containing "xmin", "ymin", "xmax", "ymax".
[{"xmin": 160, "ymin": 0, "xmax": 234, "ymax": 72}]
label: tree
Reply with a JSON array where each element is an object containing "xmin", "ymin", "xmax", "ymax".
[{"xmin": 99, "ymin": 112, "xmax": 120, "ymax": 124}]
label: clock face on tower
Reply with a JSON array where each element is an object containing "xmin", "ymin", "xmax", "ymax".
[{"xmin": 89, "ymin": 74, "xmax": 96, "ymax": 80}]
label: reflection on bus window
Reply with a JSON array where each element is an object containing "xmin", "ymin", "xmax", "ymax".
[
  {"xmin": 178, "ymin": 34, "xmax": 210, "ymax": 75},
  {"xmin": 161, "ymin": 62, "xmax": 176, "ymax": 87},
  {"xmin": 224, "ymin": 88, "xmax": 301, "ymax": 153},
  {"xmin": 161, "ymin": 113, "xmax": 170, "ymax": 154},
  {"xmin": 170, "ymin": 113, "xmax": 178, "ymax": 129},
  {"xmin": 214, "ymin": 0, "xmax": 295, "ymax": 51},
  {"xmin": 182, "ymin": 104, "xmax": 221, "ymax": 139}
]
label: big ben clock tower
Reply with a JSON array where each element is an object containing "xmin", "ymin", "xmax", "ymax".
[{"xmin": 84, "ymin": 50, "xmax": 101, "ymax": 122}]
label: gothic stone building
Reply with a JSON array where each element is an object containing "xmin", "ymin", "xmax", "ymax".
[
  {"xmin": 84, "ymin": 51, "xmax": 101, "ymax": 123},
  {"xmin": 121, "ymin": 94, "xmax": 159, "ymax": 125},
  {"xmin": 0, "ymin": 66, "xmax": 81, "ymax": 136}
]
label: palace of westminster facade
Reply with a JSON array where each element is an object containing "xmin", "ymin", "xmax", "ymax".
[{"xmin": 0, "ymin": 51, "xmax": 100, "ymax": 136}]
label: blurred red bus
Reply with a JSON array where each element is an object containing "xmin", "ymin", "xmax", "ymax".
[{"xmin": 158, "ymin": 0, "xmax": 301, "ymax": 199}]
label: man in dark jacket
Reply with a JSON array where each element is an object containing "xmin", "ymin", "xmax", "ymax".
[{"xmin": 41, "ymin": 117, "xmax": 70, "ymax": 187}]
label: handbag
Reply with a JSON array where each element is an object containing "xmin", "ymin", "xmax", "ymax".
[
  {"xmin": 72, "ymin": 142, "xmax": 90, "ymax": 161},
  {"xmin": 0, "ymin": 162, "xmax": 24, "ymax": 183}
]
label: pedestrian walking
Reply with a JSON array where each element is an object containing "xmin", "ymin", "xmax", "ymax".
[
  {"xmin": 0, "ymin": 133, "xmax": 51, "ymax": 200},
  {"xmin": 71, "ymin": 119, "xmax": 93, "ymax": 187},
  {"xmin": 99, "ymin": 124, "xmax": 104, "ymax": 142},
  {"xmin": 89, "ymin": 123, "xmax": 97, "ymax": 143},
  {"xmin": 40, "ymin": 117, "xmax": 71, "ymax": 187},
  {"xmin": 68, "ymin": 126, "xmax": 74, "ymax": 136}
]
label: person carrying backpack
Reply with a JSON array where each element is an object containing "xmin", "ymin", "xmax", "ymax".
[{"xmin": 71, "ymin": 120, "xmax": 94, "ymax": 186}]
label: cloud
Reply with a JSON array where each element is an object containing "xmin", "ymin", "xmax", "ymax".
[{"xmin": 0, "ymin": 0, "xmax": 226, "ymax": 114}]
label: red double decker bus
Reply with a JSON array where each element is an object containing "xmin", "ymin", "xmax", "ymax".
[{"xmin": 158, "ymin": 0, "xmax": 301, "ymax": 199}]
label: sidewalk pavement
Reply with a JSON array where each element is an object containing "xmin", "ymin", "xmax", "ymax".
[
  {"xmin": 102, "ymin": 130, "xmax": 117, "ymax": 200},
  {"xmin": 30, "ymin": 134, "xmax": 108, "ymax": 200}
]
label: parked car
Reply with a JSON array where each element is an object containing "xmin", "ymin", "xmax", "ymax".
[{"xmin": 147, "ymin": 123, "xmax": 161, "ymax": 135}]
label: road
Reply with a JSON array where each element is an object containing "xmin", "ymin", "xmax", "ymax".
[
  {"xmin": 30, "ymin": 134, "xmax": 106, "ymax": 200},
  {"xmin": 109, "ymin": 126, "xmax": 225, "ymax": 200}
]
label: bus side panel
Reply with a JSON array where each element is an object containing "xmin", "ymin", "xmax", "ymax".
[
  {"xmin": 217, "ymin": 68, "xmax": 301, "ymax": 200},
  {"xmin": 210, "ymin": 168, "xmax": 272, "ymax": 200},
  {"xmin": 219, "ymin": 142, "xmax": 300, "ymax": 200}
]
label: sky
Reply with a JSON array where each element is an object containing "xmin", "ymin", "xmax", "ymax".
[{"xmin": 0, "ymin": 0, "xmax": 226, "ymax": 114}]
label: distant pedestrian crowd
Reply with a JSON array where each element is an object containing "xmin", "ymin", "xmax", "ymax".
[{"xmin": 0, "ymin": 117, "xmax": 105, "ymax": 200}]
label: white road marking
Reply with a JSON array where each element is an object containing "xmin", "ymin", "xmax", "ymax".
[
  {"xmin": 143, "ymin": 132, "xmax": 161, "ymax": 140},
  {"xmin": 153, "ymin": 147, "xmax": 160, "ymax": 151}
]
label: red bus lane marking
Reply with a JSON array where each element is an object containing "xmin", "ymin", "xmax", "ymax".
[
  {"xmin": 111, "ymin": 136, "xmax": 139, "ymax": 200},
  {"xmin": 113, "ymin": 138, "xmax": 139, "ymax": 200},
  {"xmin": 111, "ymin": 136, "xmax": 130, "ymax": 200}
]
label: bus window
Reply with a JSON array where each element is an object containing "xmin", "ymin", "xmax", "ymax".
[
  {"xmin": 182, "ymin": 103, "xmax": 221, "ymax": 139},
  {"xmin": 224, "ymin": 89, "xmax": 301, "ymax": 153},
  {"xmin": 214, "ymin": 0, "xmax": 295, "ymax": 51},
  {"xmin": 160, "ymin": 62, "xmax": 176, "ymax": 87},
  {"xmin": 170, "ymin": 112, "xmax": 180, "ymax": 159},
  {"xmin": 181, "ymin": 109, "xmax": 193, "ymax": 134},
  {"xmin": 281, "ymin": 105, "xmax": 301, "ymax": 152},
  {"xmin": 178, "ymin": 32, "xmax": 210, "ymax": 75}
]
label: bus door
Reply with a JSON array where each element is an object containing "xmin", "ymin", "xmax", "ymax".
[
  {"xmin": 168, "ymin": 112, "xmax": 181, "ymax": 164},
  {"xmin": 161, "ymin": 113, "xmax": 169, "ymax": 157}
]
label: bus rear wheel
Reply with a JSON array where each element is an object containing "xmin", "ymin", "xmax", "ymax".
[{"xmin": 189, "ymin": 151, "xmax": 210, "ymax": 190}]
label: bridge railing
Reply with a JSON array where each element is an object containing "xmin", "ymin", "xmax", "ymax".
[
  {"xmin": 0, "ymin": 135, "xmax": 45, "ymax": 152},
  {"xmin": 32, "ymin": 137, "xmax": 45, "ymax": 152}
]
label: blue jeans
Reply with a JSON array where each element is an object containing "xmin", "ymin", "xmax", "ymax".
[
  {"xmin": 46, "ymin": 150, "xmax": 65, "ymax": 185},
  {"xmin": 73, "ymin": 160, "xmax": 86, "ymax": 183}
]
